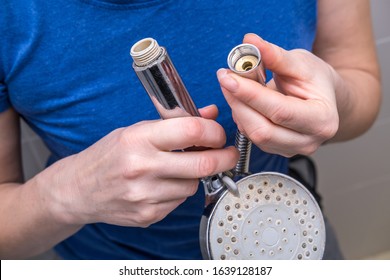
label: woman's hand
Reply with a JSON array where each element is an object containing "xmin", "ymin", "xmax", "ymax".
[
  {"xmin": 45, "ymin": 105, "xmax": 239, "ymax": 228},
  {"xmin": 217, "ymin": 33, "xmax": 340, "ymax": 157}
]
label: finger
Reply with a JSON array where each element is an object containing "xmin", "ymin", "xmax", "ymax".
[
  {"xmin": 157, "ymin": 146, "xmax": 239, "ymax": 178},
  {"xmin": 198, "ymin": 104, "xmax": 219, "ymax": 120},
  {"xmin": 129, "ymin": 199, "xmax": 188, "ymax": 227},
  {"xmin": 222, "ymin": 89, "xmax": 318, "ymax": 156},
  {"xmin": 243, "ymin": 33, "xmax": 304, "ymax": 78},
  {"xmin": 147, "ymin": 198, "xmax": 188, "ymax": 225},
  {"xmin": 217, "ymin": 69, "xmax": 325, "ymax": 134},
  {"xmin": 142, "ymin": 117, "xmax": 227, "ymax": 151},
  {"xmin": 266, "ymin": 79, "xmax": 277, "ymax": 91},
  {"xmin": 232, "ymin": 111, "xmax": 243, "ymax": 132}
]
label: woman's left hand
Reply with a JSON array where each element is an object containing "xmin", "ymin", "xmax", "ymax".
[{"xmin": 217, "ymin": 33, "xmax": 340, "ymax": 157}]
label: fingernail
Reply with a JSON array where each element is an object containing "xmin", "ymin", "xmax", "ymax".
[
  {"xmin": 245, "ymin": 33, "xmax": 265, "ymax": 42},
  {"xmin": 217, "ymin": 68, "xmax": 238, "ymax": 92}
]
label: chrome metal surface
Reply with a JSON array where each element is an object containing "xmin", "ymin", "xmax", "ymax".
[
  {"xmin": 234, "ymin": 132, "xmax": 252, "ymax": 177},
  {"xmin": 131, "ymin": 38, "xmax": 237, "ymax": 200},
  {"xmin": 227, "ymin": 43, "xmax": 266, "ymax": 85},
  {"xmin": 132, "ymin": 40, "xmax": 200, "ymax": 119},
  {"xmin": 227, "ymin": 44, "xmax": 267, "ymax": 177}
]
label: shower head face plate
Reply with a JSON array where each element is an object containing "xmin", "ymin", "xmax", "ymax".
[{"xmin": 206, "ymin": 172, "xmax": 325, "ymax": 260}]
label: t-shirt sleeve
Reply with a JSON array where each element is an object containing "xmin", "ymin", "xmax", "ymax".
[{"xmin": 0, "ymin": 81, "xmax": 11, "ymax": 113}]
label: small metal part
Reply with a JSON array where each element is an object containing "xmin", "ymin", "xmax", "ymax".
[
  {"xmin": 235, "ymin": 55, "xmax": 258, "ymax": 71},
  {"xmin": 234, "ymin": 132, "xmax": 252, "ymax": 177},
  {"xmin": 227, "ymin": 43, "xmax": 266, "ymax": 85},
  {"xmin": 221, "ymin": 174, "xmax": 239, "ymax": 197}
]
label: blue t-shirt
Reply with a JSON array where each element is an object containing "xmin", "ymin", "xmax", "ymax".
[{"xmin": 0, "ymin": 0, "xmax": 317, "ymax": 259}]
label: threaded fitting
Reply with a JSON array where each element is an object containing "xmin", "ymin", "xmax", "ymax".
[{"xmin": 130, "ymin": 38, "xmax": 162, "ymax": 66}]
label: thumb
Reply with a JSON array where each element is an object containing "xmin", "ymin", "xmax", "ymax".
[{"xmin": 243, "ymin": 33, "xmax": 297, "ymax": 77}]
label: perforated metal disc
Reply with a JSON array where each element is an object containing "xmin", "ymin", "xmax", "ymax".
[{"xmin": 205, "ymin": 172, "xmax": 325, "ymax": 260}]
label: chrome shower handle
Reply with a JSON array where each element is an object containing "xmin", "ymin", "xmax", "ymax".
[
  {"xmin": 131, "ymin": 38, "xmax": 200, "ymax": 119},
  {"xmin": 130, "ymin": 38, "xmax": 238, "ymax": 200}
]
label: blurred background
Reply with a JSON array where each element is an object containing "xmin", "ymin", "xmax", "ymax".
[{"xmin": 21, "ymin": 0, "xmax": 389, "ymax": 259}]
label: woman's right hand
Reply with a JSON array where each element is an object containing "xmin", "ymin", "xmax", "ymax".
[{"xmin": 44, "ymin": 106, "xmax": 238, "ymax": 228}]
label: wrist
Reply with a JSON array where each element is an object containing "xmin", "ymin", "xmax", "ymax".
[
  {"xmin": 33, "ymin": 154, "xmax": 86, "ymax": 227},
  {"xmin": 329, "ymin": 67, "xmax": 380, "ymax": 142}
]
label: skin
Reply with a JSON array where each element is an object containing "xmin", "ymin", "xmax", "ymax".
[
  {"xmin": 0, "ymin": 105, "xmax": 239, "ymax": 258},
  {"xmin": 0, "ymin": 0, "xmax": 381, "ymax": 258},
  {"xmin": 218, "ymin": 0, "xmax": 381, "ymax": 157}
]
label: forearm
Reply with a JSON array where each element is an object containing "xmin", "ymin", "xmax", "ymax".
[
  {"xmin": 330, "ymin": 67, "xmax": 381, "ymax": 142},
  {"xmin": 0, "ymin": 157, "xmax": 82, "ymax": 259},
  {"xmin": 313, "ymin": 0, "xmax": 381, "ymax": 142}
]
